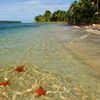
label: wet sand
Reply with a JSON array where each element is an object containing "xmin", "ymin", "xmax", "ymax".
[
  {"xmin": 68, "ymin": 30, "xmax": 100, "ymax": 72},
  {"xmin": 86, "ymin": 29, "xmax": 100, "ymax": 35}
]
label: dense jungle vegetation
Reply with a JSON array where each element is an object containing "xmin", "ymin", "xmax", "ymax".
[{"xmin": 35, "ymin": 0, "xmax": 100, "ymax": 24}]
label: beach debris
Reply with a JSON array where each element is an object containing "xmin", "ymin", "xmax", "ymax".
[
  {"xmin": 35, "ymin": 86, "xmax": 46, "ymax": 96},
  {"xmin": 0, "ymin": 81, "xmax": 11, "ymax": 87},
  {"xmin": 15, "ymin": 65, "xmax": 25, "ymax": 73}
]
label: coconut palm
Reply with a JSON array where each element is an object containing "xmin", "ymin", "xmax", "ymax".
[{"xmin": 91, "ymin": 0, "xmax": 100, "ymax": 19}]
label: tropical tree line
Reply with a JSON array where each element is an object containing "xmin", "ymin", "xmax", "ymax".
[
  {"xmin": 67, "ymin": 0, "xmax": 100, "ymax": 24},
  {"xmin": 34, "ymin": 0, "xmax": 100, "ymax": 24},
  {"xmin": 35, "ymin": 10, "xmax": 67, "ymax": 22}
]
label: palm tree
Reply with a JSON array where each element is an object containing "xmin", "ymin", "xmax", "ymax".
[
  {"xmin": 91, "ymin": 0, "xmax": 100, "ymax": 19},
  {"xmin": 44, "ymin": 10, "xmax": 52, "ymax": 22}
]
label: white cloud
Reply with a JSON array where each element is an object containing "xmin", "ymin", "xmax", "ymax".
[{"xmin": 0, "ymin": 0, "xmax": 71, "ymax": 22}]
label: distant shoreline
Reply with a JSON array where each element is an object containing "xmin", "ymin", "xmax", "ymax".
[
  {"xmin": 0, "ymin": 21, "xmax": 22, "ymax": 24},
  {"xmin": 33, "ymin": 22, "xmax": 67, "ymax": 24}
]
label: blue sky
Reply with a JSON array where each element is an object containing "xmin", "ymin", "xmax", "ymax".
[{"xmin": 0, "ymin": 0, "xmax": 74, "ymax": 22}]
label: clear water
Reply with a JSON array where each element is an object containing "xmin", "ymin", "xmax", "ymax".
[
  {"xmin": 0, "ymin": 23, "xmax": 46, "ymax": 66},
  {"xmin": 0, "ymin": 23, "xmax": 100, "ymax": 100}
]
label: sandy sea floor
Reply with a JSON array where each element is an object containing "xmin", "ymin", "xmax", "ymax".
[
  {"xmin": 0, "ymin": 24, "xmax": 100, "ymax": 100},
  {"xmin": 0, "ymin": 65, "xmax": 99, "ymax": 100}
]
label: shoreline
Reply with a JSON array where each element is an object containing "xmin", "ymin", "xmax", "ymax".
[
  {"xmin": 69, "ymin": 24, "xmax": 100, "ymax": 72},
  {"xmin": 33, "ymin": 22, "xmax": 68, "ymax": 25},
  {"xmin": 85, "ymin": 29, "xmax": 100, "ymax": 35},
  {"xmin": 73, "ymin": 24, "xmax": 100, "ymax": 35}
]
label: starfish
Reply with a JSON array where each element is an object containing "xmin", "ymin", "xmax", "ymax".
[
  {"xmin": 15, "ymin": 65, "xmax": 25, "ymax": 73},
  {"xmin": 35, "ymin": 86, "xmax": 46, "ymax": 96},
  {"xmin": 0, "ymin": 81, "xmax": 11, "ymax": 87}
]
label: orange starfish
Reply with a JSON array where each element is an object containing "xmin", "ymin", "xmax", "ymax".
[
  {"xmin": 0, "ymin": 81, "xmax": 11, "ymax": 87},
  {"xmin": 15, "ymin": 65, "xmax": 25, "ymax": 73},
  {"xmin": 35, "ymin": 86, "xmax": 46, "ymax": 96}
]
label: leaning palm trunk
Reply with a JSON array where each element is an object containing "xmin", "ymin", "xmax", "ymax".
[
  {"xmin": 94, "ymin": 0, "xmax": 99, "ymax": 19},
  {"xmin": 96, "ymin": 0, "xmax": 99, "ymax": 19}
]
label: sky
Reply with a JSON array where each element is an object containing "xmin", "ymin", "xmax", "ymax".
[{"xmin": 0, "ymin": 0, "xmax": 74, "ymax": 23}]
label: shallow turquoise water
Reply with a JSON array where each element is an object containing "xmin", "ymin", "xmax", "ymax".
[
  {"xmin": 0, "ymin": 23, "xmax": 49, "ymax": 67},
  {"xmin": 0, "ymin": 23, "xmax": 100, "ymax": 100}
]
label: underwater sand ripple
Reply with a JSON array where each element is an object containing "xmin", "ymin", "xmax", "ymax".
[{"xmin": 0, "ymin": 65, "xmax": 99, "ymax": 100}]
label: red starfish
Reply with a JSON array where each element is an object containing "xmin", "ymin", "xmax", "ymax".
[
  {"xmin": 15, "ymin": 65, "xmax": 25, "ymax": 73},
  {"xmin": 0, "ymin": 81, "xmax": 11, "ymax": 87},
  {"xmin": 35, "ymin": 86, "xmax": 46, "ymax": 96}
]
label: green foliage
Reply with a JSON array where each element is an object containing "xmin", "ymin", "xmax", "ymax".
[
  {"xmin": 44, "ymin": 10, "xmax": 52, "ymax": 22},
  {"xmin": 35, "ymin": 15, "xmax": 46, "ymax": 22},
  {"xmin": 51, "ymin": 10, "xmax": 67, "ymax": 22},
  {"xmin": 67, "ymin": 0, "xmax": 100, "ymax": 24},
  {"xmin": 34, "ymin": 0, "xmax": 100, "ymax": 24},
  {"xmin": 34, "ymin": 10, "xmax": 67, "ymax": 22},
  {"xmin": 35, "ymin": 11, "xmax": 52, "ymax": 22}
]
